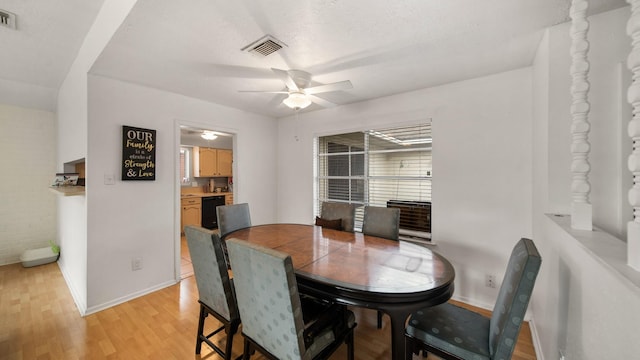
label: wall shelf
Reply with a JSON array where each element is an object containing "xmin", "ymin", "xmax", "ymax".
[{"xmin": 49, "ymin": 186, "xmax": 85, "ymax": 196}]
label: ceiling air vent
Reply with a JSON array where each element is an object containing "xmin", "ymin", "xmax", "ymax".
[
  {"xmin": 241, "ymin": 35, "xmax": 287, "ymax": 57},
  {"xmin": 0, "ymin": 10, "xmax": 16, "ymax": 30}
]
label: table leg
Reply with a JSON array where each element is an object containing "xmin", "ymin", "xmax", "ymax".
[{"xmin": 387, "ymin": 309, "xmax": 409, "ymax": 360}]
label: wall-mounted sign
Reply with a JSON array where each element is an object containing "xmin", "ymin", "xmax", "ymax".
[{"xmin": 122, "ymin": 125, "xmax": 156, "ymax": 181}]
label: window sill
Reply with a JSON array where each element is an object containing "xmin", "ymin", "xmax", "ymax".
[{"xmin": 547, "ymin": 214, "xmax": 640, "ymax": 292}]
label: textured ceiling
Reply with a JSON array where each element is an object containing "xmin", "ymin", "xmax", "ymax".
[
  {"xmin": 0, "ymin": 0, "xmax": 104, "ymax": 89},
  {"xmin": 0, "ymin": 0, "xmax": 629, "ymax": 115}
]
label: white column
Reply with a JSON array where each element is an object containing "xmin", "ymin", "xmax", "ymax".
[
  {"xmin": 569, "ymin": 0, "xmax": 593, "ymax": 231},
  {"xmin": 627, "ymin": 0, "xmax": 640, "ymax": 270}
]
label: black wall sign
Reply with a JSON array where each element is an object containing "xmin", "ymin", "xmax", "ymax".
[{"xmin": 122, "ymin": 125, "xmax": 156, "ymax": 181}]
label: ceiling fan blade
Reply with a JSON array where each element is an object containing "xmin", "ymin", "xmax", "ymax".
[
  {"xmin": 271, "ymin": 68, "xmax": 300, "ymax": 91},
  {"xmin": 238, "ymin": 90, "xmax": 289, "ymax": 94},
  {"xmin": 307, "ymin": 94, "xmax": 337, "ymax": 108},
  {"xmin": 268, "ymin": 93, "xmax": 288, "ymax": 107},
  {"xmin": 303, "ymin": 80, "xmax": 353, "ymax": 95}
]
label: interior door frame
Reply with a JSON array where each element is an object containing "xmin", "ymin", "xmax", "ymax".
[{"xmin": 173, "ymin": 118, "xmax": 238, "ymax": 281}]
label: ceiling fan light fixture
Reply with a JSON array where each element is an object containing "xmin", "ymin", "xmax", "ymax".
[
  {"xmin": 201, "ymin": 131, "xmax": 218, "ymax": 140},
  {"xmin": 283, "ymin": 92, "xmax": 311, "ymax": 110}
]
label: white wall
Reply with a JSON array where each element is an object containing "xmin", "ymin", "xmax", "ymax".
[
  {"xmin": 545, "ymin": 7, "xmax": 631, "ymax": 237},
  {"xmin": 531, "ymin": 7, "xmax": 640, "ymax": 360},
  {"xmin": 536, "ymin": 216, "xmax": 640, "ymax": 360},
  {"xmin": 85, "ymin": 75, "xmax": 278, "ymax": 312},
  {"xmin": 55, "ymin": 0, "xmax": 140, "ymax": 314},
  {"xmin": 53, "ymin": 0, "xmax": 278, "ymax": 314},
  {"xmin": 277, "ymin": 67, "xmax": 533, "ymax": 309},
  {"xmin": 0, "ymin": 104, "xmax": 56, "ymax": 265}
]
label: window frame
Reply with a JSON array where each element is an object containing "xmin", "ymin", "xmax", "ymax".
[
  {"xmin": 180, "ymin": 146, "xmax": 194, "ymax": 186},
  {"xmin": 314, "ymin": 123, "xmax": 432, "ymax": 240}
]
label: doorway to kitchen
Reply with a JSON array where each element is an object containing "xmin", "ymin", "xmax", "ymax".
[{"xmin": 178, "ymin": 125, "xmax": 234, "ymax": 279}]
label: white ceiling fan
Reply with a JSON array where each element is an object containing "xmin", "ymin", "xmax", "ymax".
[{"xmin": 239, "ymin": 68, "xmax": 353, "ymax": 110}]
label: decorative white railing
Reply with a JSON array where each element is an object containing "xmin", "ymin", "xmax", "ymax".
[
  {"xmin": 569, "ymin": 0, "xmax": 593, "ymax": 231},
  {"xmin": 627, "ymin": 0, "xmax": 640, "ymax": 270}
]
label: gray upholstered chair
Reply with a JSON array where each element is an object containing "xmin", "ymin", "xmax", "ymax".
[
  {"xmin": 362, "ymin": 205, "xmax": 402, "ymax": 328},
  {"xmin": 405, "ymin": 238, "xmax": 542, "ymax": 360},
  {"xmin": 362, "ymin": 205, "xmax": 400, "ymax": 241},
  {"xmin": 319, "ymin": 202, "xmax": 358, "ymax": 232},
  {"xmin": 217, "ymin": 203, "xmax": 251, "ymax": 239},
  {"xmin": 184, "ymin": 226, "xmax": 240, "ymax": 358},
  {"xmin": 226, "ymin": 238, "xmax": 357, "ymax": 360}
]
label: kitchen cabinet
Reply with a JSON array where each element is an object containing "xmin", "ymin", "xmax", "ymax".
[
  {"xmin": 181, "ymin": 197, "xmax": 201, "ymax": 234},
  {"xmin": 194, "ymin": 147, "xmax": 232, "ymax": 177},
  {"xmin": 216, "ymin": 149, "xmax": 232, "ymax": 176},
  {"xmin": 195, "ymin": 147, "xmax": 216, "ymax": 177}
]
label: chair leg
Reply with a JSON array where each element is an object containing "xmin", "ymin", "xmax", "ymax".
[
  {"xmin": 225, "ymin": 320, "xmax": 240, "ymax": 360},
  {"xmin": 225, "ymin": 329, "xmax": 234, "ymax": 360},
  {"xmin": 405, "ymin": 335, "xmax": 420, "ymax": 360},
  {"xmin": 377, "ymin": 310, "xmax": 383, "ymax": 329},
  {"xmin": 347, "ymin": 331, "xmax": 355, "ymax": 360},
  {"xmin": 242, "ymin": 338, "xmax": 251, "ymax": 360},
  {"xmin": 195, "ymin": 304, "xmax": 207, "ymax": 354}
]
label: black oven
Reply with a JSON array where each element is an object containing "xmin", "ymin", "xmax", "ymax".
[{"xmin": 201, "ymin": 195, "xmax": 226, "ymax": 230}]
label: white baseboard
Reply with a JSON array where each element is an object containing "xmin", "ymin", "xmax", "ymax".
[
  {"xmin": 56, "ymin": 261, "xmax": 181, "ymax": 317},
  {"xmin": 450, "ymin": 294, "xmax": 494, "ymax": 312},
  {"xmin": 528, "ymin": 317, "xmax": 544, "ymax": 360},
  {"xmin": 84, "ymin": 279, "xmax": 178, "ymax": 316},
  {"xmin": 57, "ymin": 261, "xmax": 88, "ymax": 316}
]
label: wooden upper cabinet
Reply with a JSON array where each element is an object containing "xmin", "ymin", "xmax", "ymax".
[
  {"xmin": 217, "ymin": 149, "xmax": 232, "ymax": 176},
  {"xmin": 196, "ymin": 147, "xmax": 217, "ymax": 177},
  {"xmin": 194, "ymin": 147, "xmax": 232, "ymax": 177}
]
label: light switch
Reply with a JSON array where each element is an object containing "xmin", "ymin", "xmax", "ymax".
[{"xmin": 104, "ymin": 173, "xmax": 115, "ymax": 185}]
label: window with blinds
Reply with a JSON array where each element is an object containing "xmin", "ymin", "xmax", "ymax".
[
  {"xmin": 316, "ymin": 123, "xmax": 432, "ymax": 242},
  {"xmin": 180, "ymin": 147, "xmax": 193, "ymax": 185}
]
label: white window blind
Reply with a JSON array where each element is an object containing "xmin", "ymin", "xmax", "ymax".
[
  {"xmin": 316, "ymin": 123, "xmax": 432, "ymax": 241},
  {"xmin": 180, "ymin": 147, "xmax": 193, "ymax": 184}
]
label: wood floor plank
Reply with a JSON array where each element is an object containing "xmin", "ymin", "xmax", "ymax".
[{"xmin": 0, "ymin": 262, "xmax": 536, "ymax": 360}]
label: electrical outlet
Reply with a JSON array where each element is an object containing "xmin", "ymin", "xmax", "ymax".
[
  {"xmin": 559, "ymin": 349, "xmax": 566, "ymax": 360},
  {"xmin": 485, "ymin": 274, "xmax": 496, "ymax": 288},
  {"xmin": 132, "ymin": 257, "xmax": 143, "ymax": 271}
]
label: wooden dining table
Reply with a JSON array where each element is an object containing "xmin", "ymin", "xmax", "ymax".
[{"xmin": 224, "ymin": 223, "xmax": 455, "ymax": 360}]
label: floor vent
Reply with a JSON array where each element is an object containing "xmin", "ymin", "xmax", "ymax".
[
  {"xmin": 241, "ymin": 35, "xmax": 286, "ymax": 57},
  {"xmin": 0, "ymin": 10, "xmax": 16, "ymax": 30}
]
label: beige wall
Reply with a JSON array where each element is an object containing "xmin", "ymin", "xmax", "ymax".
[{"xmin": 0, "ymin": 104, "xmax": 56, "ymax": 265}]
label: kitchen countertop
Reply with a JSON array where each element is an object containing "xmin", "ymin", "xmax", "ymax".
[{"xmin": 181, "ymin": 192, "xmax": 232, "ymax": 199}]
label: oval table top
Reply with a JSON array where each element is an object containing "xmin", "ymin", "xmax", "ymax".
[
  {"xmin": 226, "ymin": 223, "xmax": 455, "ymax": 301},
  {"xmin": 226, "ymin": 223, "xmax": 456, "ymax": 360}
]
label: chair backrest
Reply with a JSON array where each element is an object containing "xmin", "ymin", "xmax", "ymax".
[
  {"xmin": 184, "ymin": 226, "xmax": 239, "ymax": 322},
  {"xmin": 226, "ymin": 238, "xmax": 308, "ymax": 360},
  {"xmin": 320, "ymin": 202, "xmax": 357, "ymax": 232},
  {"xmin": 217, "ymin": 203, "xmax": 251, "ymax": 238},
  {"xmin": 362, "ymin": 206, "xmax": 400, "ymax": 240},
  {"xmin": 489, "ymin": 238, "xmax": 541, "ymax": 359}
]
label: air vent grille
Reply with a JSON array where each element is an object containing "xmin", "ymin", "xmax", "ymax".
[
  {"xmin": 0, "ymin": 10, "xmax": 16, "ymax": 30},
  {"xmin": 251, "ymin": 39, "xmax": 282, "ymax": 56},
  {"xmin": 242, "ymin": 35, "xmax": 287, "ymax": 57}
]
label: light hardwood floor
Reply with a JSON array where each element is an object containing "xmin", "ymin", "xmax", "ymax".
[
  {"xmin": 0, "ymin": 260, "xmax": 536, "ymax": 360},
  {"xmin": 180, "ymin": 236, "xmax": 194, "ymax": 279}
]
